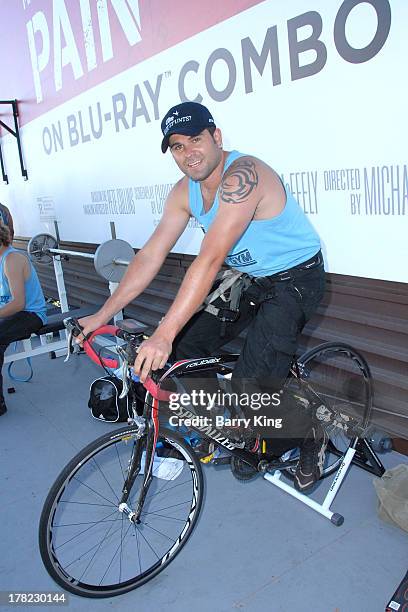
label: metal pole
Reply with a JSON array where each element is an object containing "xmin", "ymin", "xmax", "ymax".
[
  {"xmin": 49, "ymin": 248, "xmax": 95, "ymax": 259},
  {"xmin": 109, "ymin": 281, "xmax": 123, "ymax": 324},
  {"xmin": 53, "ymin": 257, "xmax": 69, "ymax": 313},
  {"xmin": 12, "ymin": 100, "xmax": 28, "ymax": 180},
  {"xmin": 0, "ymin": 141, "xmax": 8, "ymax": 184},
  {"xmin": 53, "ymin": 221, "xmax": 60, "ymax": 244}
]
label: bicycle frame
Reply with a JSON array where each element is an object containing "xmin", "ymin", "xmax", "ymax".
[
  {"xmin": 122, "ymin": 354, "xmax": 309, "ymax": 522},
  {"xmin": 65, "ymin": 318, "xmax": 385, "ymax": 527}
]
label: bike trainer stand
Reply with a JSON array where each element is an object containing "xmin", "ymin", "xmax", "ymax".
[{"xmin": 263, "ymin": 438, "xmax": 385, "ymax": 526}]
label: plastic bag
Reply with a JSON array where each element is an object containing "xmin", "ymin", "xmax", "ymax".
[{"xmin": 373, "ymin": 464, "xmax": 408, "ymax": 533}]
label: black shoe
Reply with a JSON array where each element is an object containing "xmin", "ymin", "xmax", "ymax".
[
  {"xmin": 0, "ymin": 399, "xmax": 7, "ymax": 416},
  {"xmin": 294, "ymin": 426, "xmax": 328, "ymax": 492}
]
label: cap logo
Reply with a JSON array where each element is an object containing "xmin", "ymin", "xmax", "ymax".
[{"xmin": 163, "ymin": 114, "xmax": 192, "ymax": 135}]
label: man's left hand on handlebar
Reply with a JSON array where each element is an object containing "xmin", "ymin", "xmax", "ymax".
[
  {"xmin": 75, "ymin": 313, "xmax": 107, "ymax": 345},
  {"xmin": 134, "ymin": 333, "xmax": 172, "ymax": 382}
]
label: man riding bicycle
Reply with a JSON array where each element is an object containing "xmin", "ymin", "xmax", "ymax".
[{"xmin": 80, "ymin": 101, "xmax": 327, "ymax": 492}]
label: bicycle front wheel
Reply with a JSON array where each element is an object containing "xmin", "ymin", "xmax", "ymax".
[
  {"xmin": 298, "ymin": 342, "xmax": 373, "ymax": 478},
  {"xmin": 39, "ymin": 426, "xmax": 204, "ymax": 598}
]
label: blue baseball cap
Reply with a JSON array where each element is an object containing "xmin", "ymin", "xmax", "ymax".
[{"xmin": 161, "ymin": 102, "xmax": 216, "ymax": 153}]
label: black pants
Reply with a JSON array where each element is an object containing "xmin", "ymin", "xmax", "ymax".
[
  {"xmin": 172, "ymin": 258, "xmax": 326, "ymax": 454},
  {"xmin": 0, "ymin": 311, "xmax": 44, "ymax": 402}
]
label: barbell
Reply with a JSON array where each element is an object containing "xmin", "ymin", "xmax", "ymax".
[
  {"xmin": 94, "ymin": 238, "xmax": 134, "ymax": 282},
  {"xmin": 27, "ymin": 233, "xmax": 134, "ymax": 282}
]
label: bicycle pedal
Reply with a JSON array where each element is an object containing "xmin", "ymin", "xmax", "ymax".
[{"xmin": 200, "ymin": 452, "xmax": 215, "ymax": 464}]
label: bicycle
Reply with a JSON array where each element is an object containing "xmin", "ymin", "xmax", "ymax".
[{"xmin": 38, "ymin": 318, "xmax": 384, "ymax": 598}]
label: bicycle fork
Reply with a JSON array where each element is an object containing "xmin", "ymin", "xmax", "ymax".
[{"xmin": 119, "ymin": 396, "xmax": 159, "ymax": 524}]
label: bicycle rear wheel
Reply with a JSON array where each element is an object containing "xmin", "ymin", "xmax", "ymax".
[
  {"xmin": 297, "ymin": 342, "xmax": 373, "ymax": 477},
  {"xmin": 39, "ymin": 426, "xmax": 203, "ymax": 598}
]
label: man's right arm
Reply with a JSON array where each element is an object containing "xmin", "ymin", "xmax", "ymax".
[{"xmin": 80, "ymin": 180, "xmax": 190, "ymax": 335}]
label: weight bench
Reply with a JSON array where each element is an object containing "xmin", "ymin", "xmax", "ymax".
[{"xmin": 4, "ymin": 306, "xmax": 96, "ymax": 364}]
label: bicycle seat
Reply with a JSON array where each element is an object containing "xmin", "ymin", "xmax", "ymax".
[{"xmin": 117, "ymin": 319, "xmax": 148, "ymax": 335}]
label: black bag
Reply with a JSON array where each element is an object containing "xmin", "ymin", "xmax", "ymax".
[{"xmin": 88, "ymin": 376, "xmax": 132, "ymax": 422}]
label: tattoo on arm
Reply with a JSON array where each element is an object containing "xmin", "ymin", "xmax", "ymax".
[{"xmin": 219, "ymin": 160, "xmax": 258, "ymax": 204}]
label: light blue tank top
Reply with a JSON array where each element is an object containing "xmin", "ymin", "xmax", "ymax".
[
  {"xmin": 188, "ymin": 151, "xmax": 321, "ymax": 277},
  {"xmin": 0, "ymin": 247, "xmax": 47, "ymax": 323}
]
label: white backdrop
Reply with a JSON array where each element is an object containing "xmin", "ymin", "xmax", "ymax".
[{"xmin": 0, "ymin": 0, "xmax": 406, "ymax": 282}]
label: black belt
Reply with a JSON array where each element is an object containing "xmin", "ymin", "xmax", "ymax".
[{"xmin": 254, "ymin": 251, "xmax": 322, "ymax": 285}]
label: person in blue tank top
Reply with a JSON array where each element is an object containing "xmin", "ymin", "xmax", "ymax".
[
  {"xmin": 0, "ymin": 221, "xmax": 47, "ymax": 415},
  {"xmin": 80, "ymin": 101, "xmax": 326, "ymax": 492}
]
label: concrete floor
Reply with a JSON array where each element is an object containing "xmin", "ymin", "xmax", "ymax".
[{"xmin": 0, "ymin": 348, "xmax": 407, "ymax": 612}]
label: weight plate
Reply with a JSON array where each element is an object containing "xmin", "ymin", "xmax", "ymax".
[
  {"xmin": 27, "ymin": 233, "xmax": 58, "ymax": 265},
  {"xmin": 94, "ymin": 238, "xmax": 134, "ymax": 282}
]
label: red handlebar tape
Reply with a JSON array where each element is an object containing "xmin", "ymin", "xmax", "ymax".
[{"xmin": 83, "ymin": 325, "xmax": 120, "ymax": 369}]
